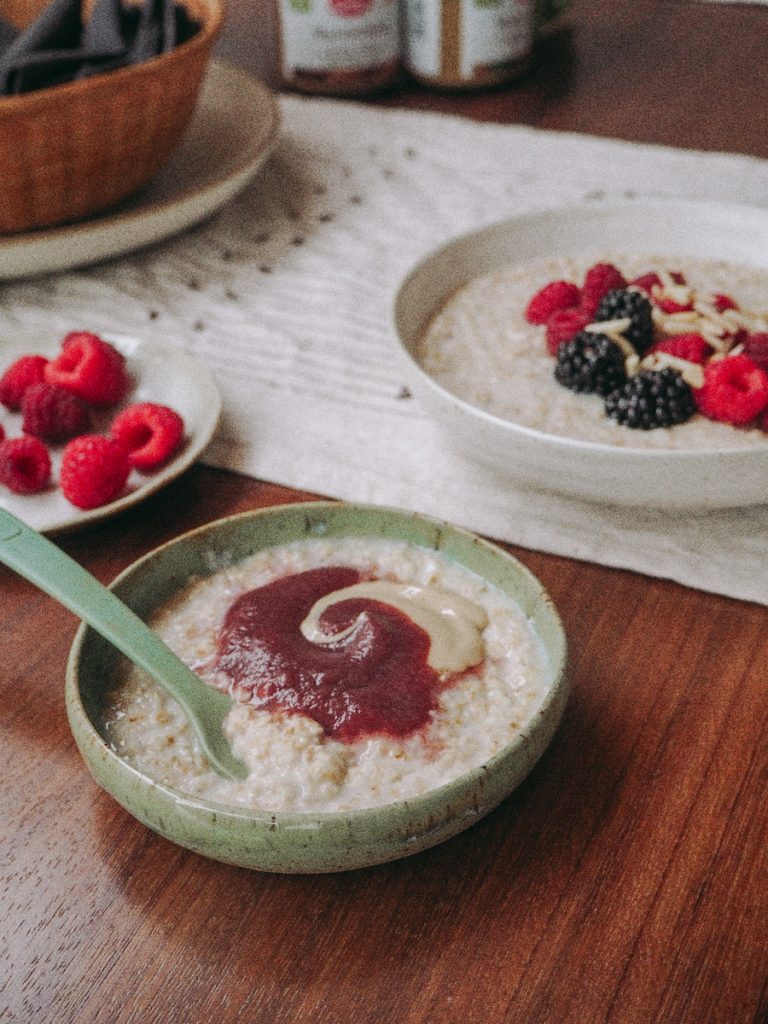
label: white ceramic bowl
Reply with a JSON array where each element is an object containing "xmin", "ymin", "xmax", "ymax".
[{"xmin": 393, "ymin": 199, "xmax": 768, "ymax": 510}]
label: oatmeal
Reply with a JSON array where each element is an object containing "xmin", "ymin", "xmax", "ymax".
[
  {"xmin": 104, "ymin": 537, "xmax": 548, "ymax": 813},
  {"xmin": 418, "ymin": 253, "xmax": 768, "ymax": 449}
]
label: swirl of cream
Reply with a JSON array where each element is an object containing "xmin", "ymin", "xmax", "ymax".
[{"xmin": 300, "ymin": 581, "xmax": 488, "ymax": 674}]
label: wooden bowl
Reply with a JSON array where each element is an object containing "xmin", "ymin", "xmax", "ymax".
[{"xmin": 0, "ymin": 0, "xmax": 223, "ymax": 233}]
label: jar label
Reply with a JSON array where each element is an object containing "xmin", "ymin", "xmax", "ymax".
[
  {"xmin": 279, "ymin": 0, "xmax": 400, "ymax": 74},
  {"xmin": 402, "ymin": 0, "xmax": 442, "ymax": 78},
  {"xmin": 461, "ymin": 0, "xmax": 533, "ymax": 77},
  {"xmin": 404, "ymin": 0, "xmax": 533, "ymax": 83}
]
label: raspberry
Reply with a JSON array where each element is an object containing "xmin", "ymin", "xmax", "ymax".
[
  {"xmin": 695, "ymin": 354, "xmax": 768, "ymax": 426},
  {"xmin": 604, "ymin": 368, "xmax": 696, "ymax": 430},
  {"xmin": 59, "ymin": 434, "xmax": 131, "ymax": 509},
  {"xmin": 0, "ymin": 435, "xmax": 51, "ymax": 494},
  {"xmin": 741, "ymin": 333, "xmax": 768, "ymax": 372},
  {"xmin": 648, "ymin": 333, "xmax": 711, "ymax": 365},
  {"xmin": 21, "ymin": 381, "xmax": 91, "ymax": 442},
  {"xmin": 656, "ymin": 297, "xmax": 694, "ymax": 315},
  {"xmin": 631, "ymin": 272, "xmax": 662, "ymax": 294},
  {"xmin": 594, "ymin": 288, "xmax": 654, "ymax": 354},
  {"xmin": 544, "ymin": 307, "xmax": 591, "ymax": 355},
  {"xmin": 0, "ymin": 354, "xmax": 49, "ymax": 411},
  {"xmin": 45, "ymin": 332, "xmax": 129, "ymax": 406},
  {"xmin": 712, "ymin": 293, "xmax": 739, "ymax": 313},
  {"xmin": 554, "ymin": 331, "xmax": 627, "ymax": 396},
  {"xmin": 110, "ymin": 402, "xmax": 184, "ymax": 469},
  {"xmin": 580, "ymin": 263, "xmax": 627, "ymax": 317},
  {"xmin": 525, "ymin": 280, "xmax": 580, "ymax": 325},
  {"xmin": 630, "ymin": 271, "xmax": 686, "ymax": 293}
]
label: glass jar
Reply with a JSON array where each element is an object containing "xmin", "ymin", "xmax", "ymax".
[
  {"xmin": 276, "ymin": 0, "xmax": 400, "ymax": 96},
  {"xmin": 402, "ymin": 0, "xmax": 534, "ymax": 91}
]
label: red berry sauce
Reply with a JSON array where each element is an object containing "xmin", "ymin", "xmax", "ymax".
[{"xmin": 216, "ymin": 567, "xmax": 442, "ymax": 743}]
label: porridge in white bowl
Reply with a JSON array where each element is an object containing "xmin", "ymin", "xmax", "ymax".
[
  {"xmin": 105, "ymin": 536, "xmax": 549, "ymax": 813},
  {"xmin": 418, "ymin": 253, "xmax": 768, "ymax": 450}
]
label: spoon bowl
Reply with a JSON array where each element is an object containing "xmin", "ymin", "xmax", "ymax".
[{"xmin": 0, "ymin": 507, "xmax": 246, "ymax": 781}]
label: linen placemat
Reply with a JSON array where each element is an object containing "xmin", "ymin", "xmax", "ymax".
[{"xmin": 5, "ymin": 94, "xmax": 768, "ymax": 605}]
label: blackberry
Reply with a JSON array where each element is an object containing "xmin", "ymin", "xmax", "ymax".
[
  {"xmin": 594, "ymin": 287, "xmax": 654, "ymax": 354},
  {"xmin": 554, "ymin": 331, "xmax": 627, "ymax": 396},
  {"xmin": 604, "ymin": 368, "xmax": 696, "ymax": 429}
]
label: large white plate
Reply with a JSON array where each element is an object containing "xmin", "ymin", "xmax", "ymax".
[
  {"xmin": 0, "ymin": 60, "xmax": 280, "ymax": 280},
  {"xmin": 394, "ymin": 198, "xmax": 768, "ymax": 510},
  {"xmin": 0, "ymin": 334, "xmax": 221, "ymax": 533}
]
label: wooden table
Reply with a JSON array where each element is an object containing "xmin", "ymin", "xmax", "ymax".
[{"xmin": 3, "ymin": 2, "xmax": 767, "ymax": 1021}]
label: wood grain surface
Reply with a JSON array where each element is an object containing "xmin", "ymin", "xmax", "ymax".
[{"xmin": 3, "ymin": 2, "xmax": 768, "ymax": 1022}]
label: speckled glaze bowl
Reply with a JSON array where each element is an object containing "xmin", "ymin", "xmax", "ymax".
[{"xmin": 65, "ymin": 502, "xmax": 568, "ymax": 873}]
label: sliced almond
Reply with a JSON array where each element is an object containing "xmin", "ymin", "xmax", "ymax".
[
  {"xmin": 584, "ymin": 317, "xmax": 631, "ymax": 334},
  {"xmin": 608, "ymin": 332, "xmax": 637, "ymax": 360},
  {"xmin": 657, "ymin": 273, "xmax": 694, "ymax": 307},
  {"xmin": 640, "ymin": 351, "xmax": 705, "ymax": 388},
  {"xmin": 658, "ymin": 313, "xmax": 705, "ymax": 334},
  {"xmin": 625, "ymin": 353, "xmax": 641, "ymax": 377},
  {"xmin": 582, "ymin": 318, "xmax": 637, "ymax": 360},
  {"xmin": 692, "ymin": 302, "xmax": 738, "ymax": 332},
  {"xmin": 659, "ymin": 270, "xmax": 682, "ymax": 291},
  {"xmin": 700, "ymin": 328, "xmax": 734, "ymax": 353},
  {"xmin": 659, "ymin": 310, "xmax": 699, "ymax": 325}
]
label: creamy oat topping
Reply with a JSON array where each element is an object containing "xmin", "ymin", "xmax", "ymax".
[{"xmin": 300, "ymin": 579, "xmax": 488, "ymax": 673}]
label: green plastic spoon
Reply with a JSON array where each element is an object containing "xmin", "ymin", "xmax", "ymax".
[{"xmin": 0, "ymin": 507, "xmax": 247, "ymax": 781}]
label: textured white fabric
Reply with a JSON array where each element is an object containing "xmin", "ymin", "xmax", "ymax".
[{"xmin": 6, "ymin": 96, "xmax": 768, "ymax": 604}]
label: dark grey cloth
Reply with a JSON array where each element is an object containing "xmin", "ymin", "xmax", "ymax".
[{"xmin": 0, "ymin": 0, "xmax": 199, "ymax": 95}]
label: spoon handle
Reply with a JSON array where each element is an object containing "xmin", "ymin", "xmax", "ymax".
[{"xmin": 0, "ymin": 508, "xmax": 246, "ymax": 781}]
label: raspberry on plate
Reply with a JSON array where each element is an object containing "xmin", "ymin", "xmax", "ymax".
[
  {"xmin": 0, "ymin": 435, "xmax": 51, "ymax": 494},
  {"xmin": 44, "ymin": 332, "xmax": 129, "ymax": 407},
  {"xmin": 21, "ymin": 381, "xmax": 91, "ymax": 443},
  {"xmin": 110, "ymin": 402, "xmax": 185, "ymax": 469},
  {"xmin": 0, "ymin": 354, "xmax": 49, "ymax": 411},
  {"xmin": 695, "ymin": 354, "xmax": 768, "ymax": 426},
  {"xmin": 525, "ymin": 280, "xmax": 580, "ymax": 325},
  {"xmin": 580, "ymin": 263, "xmax": 627, "ymax": 317},
  {"xmin": 545, "ymin": 307, "xmax": 591, "ymax": 355},
  {"xmin": 648, "ymin": 333, "xmax": 711, "ymax": 365},
  {"xmin": 59, "ymin": 434, "xmax": 131, "ymax": 510}
]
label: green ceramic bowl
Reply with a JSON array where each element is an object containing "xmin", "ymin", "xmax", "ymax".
[{"xmin": 65, "ymin": 502, "xmax": 568, "ymax": 873}]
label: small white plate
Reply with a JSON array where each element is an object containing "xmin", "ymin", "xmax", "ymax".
[
  {"xmin": 394, "ymin": 198, "xmax": 768, "ymax": 510},
  {"xmin": 0, "ymin": 60, "xmax": 280, "ymax": 280},
  {"xmin": 0, "ymin": 334, "xmax": 221, "ymax": 533}
]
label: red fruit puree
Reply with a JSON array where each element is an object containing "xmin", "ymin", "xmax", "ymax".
[{"xmin": 216, "ymin": 567, "xmax": 442, "ymax": 743}]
